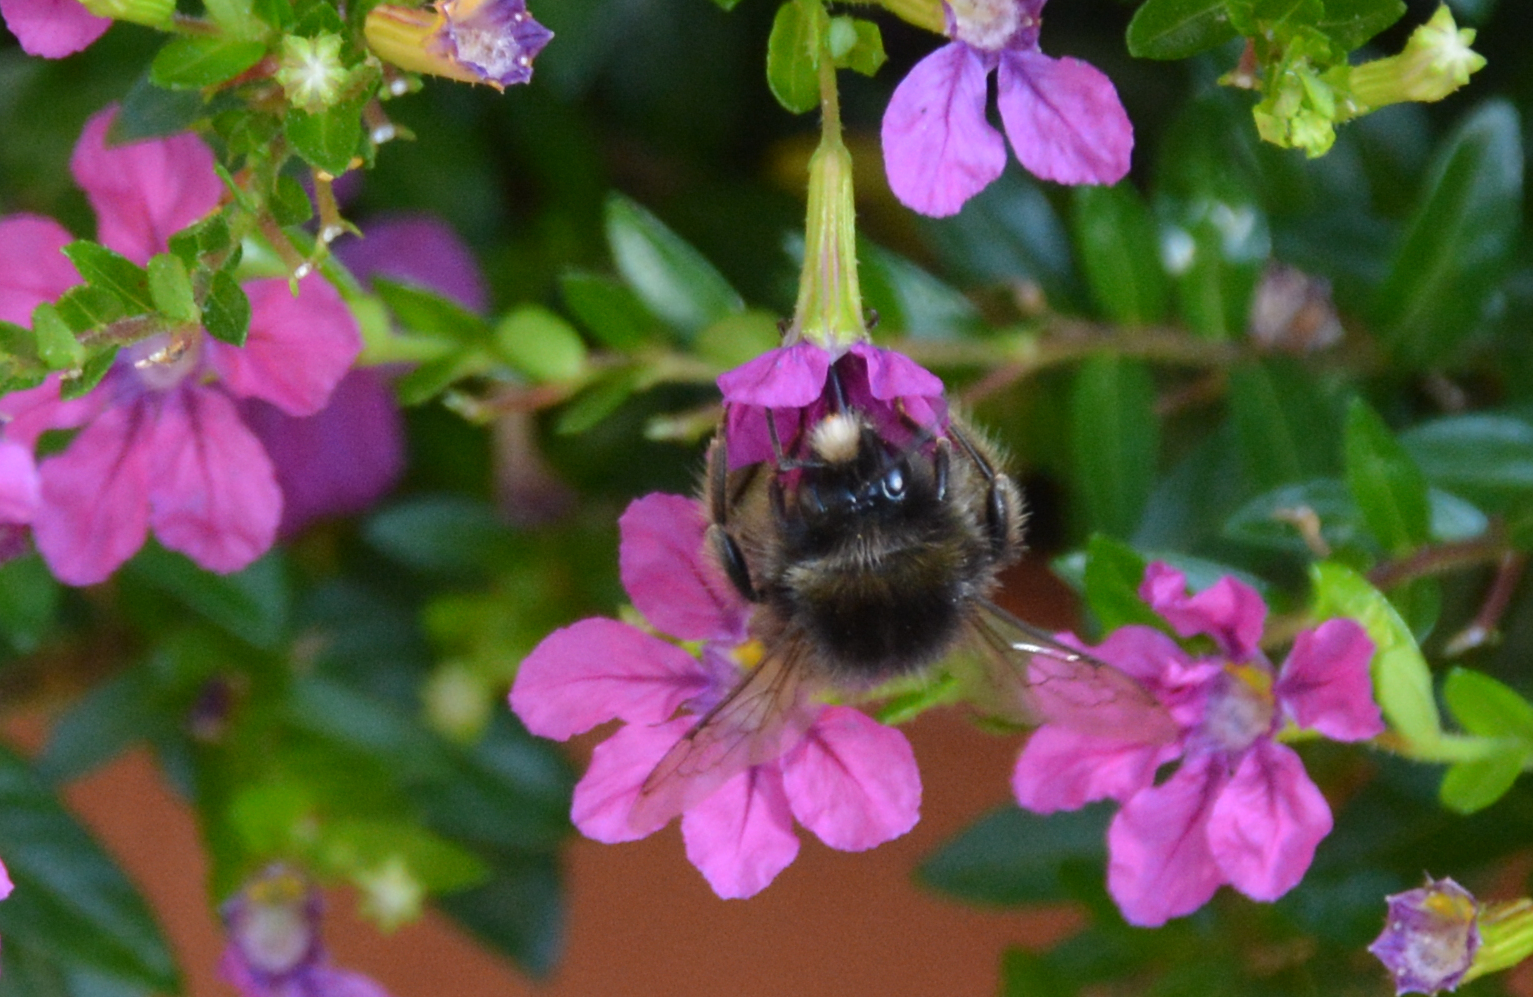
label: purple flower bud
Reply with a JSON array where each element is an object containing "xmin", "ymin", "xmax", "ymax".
[
  {"xmin": 1369, "ymin": 877, "xmax": 1481, "ymax": 995},
  {"xmin": 365, "ymin": 0, "xmax": 552, "ymax": 90}
]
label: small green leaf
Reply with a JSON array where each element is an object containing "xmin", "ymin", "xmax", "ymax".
[
  {"xmin": 320, "ymin": 819, "xmax": 490, "ymax": 893},
  {"xmin": 1071, "ymin": 184, "xmax": 1168, "ymax": 326},
  {"xmin": 494, "ymin": 306, "xmax": 587, "ymax": 383},
  {"xmin": 29, "ymin": 303, "xmax": 84, "ymax": 371},
  {"xmin": 604, "ymin": 194, "xmax": 743, "ymax": 338},
  {"xmin": 1078, "ymin": 534, "xmax": 1167, "ymax": 633},
  {"xmin": 393, "ymin": 351, "xmax": 490, "ymax": 406},
  {"xmin": 285, "ymin": 99, "xmax": 365, "ymax": 177},
  {"xmin": 1443, "ymin": 668, "xmax": 1533, "ymax": 741},
  {"xmin": 61, "ymin": 242, "xmax": 154, "ymax": 315},
  {"xmin": 374, "ymin": 279, "xmax": 490, "ymax": 344},
  {"xmin": 1343, "ymin": 398, "xmax": 1431, "ymax": 554},
  {"xmin": 695, "ymin": 310, "xmax": 782, "ymax": 369},
  {"xmin": 0, "ymin": 320, "xmax": 41, "ymax": 366},
  {"xmin": 114, "ymin": 74, "xmax": 207, "ymax": 140},
  {"xmin": 0, "ymin": 556, "xmax": 61, "ymax": 657},
  {"xmin": 859, "ymin": 241, "xmax": 982, "ymax": 339},
  {"xmin": 766, "ymin": 1, "xmax": 824, "ymax": 114},
  {"xmin": 918, "ymin": 805, "xmax": 1111, "ymax": 906},
  {"xmin": 53, "ymin": 285, "xmax": 127, "ymax": 333},
  {"xmin": 437, "ymin": 853, "xmax": 564, "ymax": 978},
  {"xmin": 36, "ymin": 667, "xmax": 160, "ymax": 786},
  {"xmin": 1316, "ymin": 0, "xmax": 1405, "ymax": 47},
  {"xmin": 554, "ymin": 367, "xmax": 641, "ymax": 434},
  {"xmin": 1373, "ymin": 101, "xmax": 1522, "ymax": 367},
  {"xmin": 168, "ymin": 213, "xmax": 233, "ymax": 267},
  {"xmin": 1440, "ymin": 748, "xmax": 1526, "ymax": 814},
  {"xmin": 828, "ymin": 17, "xmax": 885, "ymax": 77},
  {"xmin": 150, "ymin": 36, "xmax": 268, "ymax": 90},
  {"xmin": 1310, "ymin": 561, "xmax": 1441, "ymax": 750},
  {"xmin": 1126, "ymin": 0, "xmax": 1237, "ymax": 59},
  {"xmin": 202, "ymin": 270, "xmax": 251, "ymax": 346},
  {"xmin": 1071, "ymin": 356, "xmax": 1158, "ymax": 539},
  {"xmin": 60, "ymin": 347, "xmax": 120, "ymax": 400},
  {"xmin": 1400, "ymin": 414, "xmax": 1533, "ymax": 512},
  {"xmin": 559, "ymin": 272, "xmax": 660, "ymax": 351},
  {"xmin": 270, "ymin": 173, "xmax": 315, "ymax": 227},
  {"xmin": 365, "ymin": 496, "xmax": 517, "ymax": 577},
  {"xmin": 147, "ymin": 253, "xmax": 200, "ymax": 325},
  {"xmin": 123, "ymin": 544, "xmax": 289, "ymax": 649}
]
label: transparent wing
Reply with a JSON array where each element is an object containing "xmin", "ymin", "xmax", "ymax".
[
  {"xmin": 628, "ymin": 638, "xmax": 815, "ymax": 833},
  {"xmin": 966, "ymin": 599, "xmax": 1178, "ymax": 745}
]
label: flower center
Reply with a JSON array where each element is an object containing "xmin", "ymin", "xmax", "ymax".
[
  {"xmin": 1201, "ymin": 662, "xmax": 1276, "ymax": 754},
  {"xmin": 945, "ymin": 0, "xmax": 1028, "ymax": 52},
  {"xmin": 127, "ymin": 333, "xmax": 202, "ymax": 393},
  {"xmin": 234, "ymin": 874, "xmax": 315, "ymax": 976}
]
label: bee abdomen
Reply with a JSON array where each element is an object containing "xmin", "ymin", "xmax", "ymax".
[{"xmin": 784, "ymin": 566, "xmax": 967, "ymax": 684}]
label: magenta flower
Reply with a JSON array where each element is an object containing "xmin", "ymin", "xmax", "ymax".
[
  {"xmin": 0, "ymin": 438, "xmax": 40, "ymax": 562},
  {"xmin": 0, "ymin": 108, "xmax": 360, "ymax": 585},
  {"xmin": 510, "ymin": 491, "xmax": 921, "ymax": 898},
  {"xmin": 718, "ymin": 340, "xmax": 947, "ymax": 469},
  {"xmin": 1012, "ymin": 563, "xmax": 1382, "ymax": 926},
  {"xmin": 881, "ymin": 0, "xmax": 1133, "ymax": 217},
  {"xmin": 1369, "ymin": 877, "xmax": 1481, "ymax": 996},
  {"xmin": 220, "ymin": 865, "xmax": 393, "ymax": 997},
  {"xmin": 0, "ymin": 0, "xmax": 109, "ymax": 58}
]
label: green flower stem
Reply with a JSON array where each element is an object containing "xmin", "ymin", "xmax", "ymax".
[
  {"xmin": 1465, "ymin": 900, "xmax": 1533, "ymax": 983},
  {"xmin": 1389, "ymin": 732, "xmax": 1514, "ymax": 765}
]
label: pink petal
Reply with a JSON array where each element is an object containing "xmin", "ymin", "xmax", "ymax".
[
  {"xmin": 723, "ymin": 404, "xmax": 810, "ymax": 471},
  {"xmin": 1012, "ymin": 725, "xmax": 1177, "ymax": 813},
  {"xmin": 0, "ymin": 0, "xmax": 108, "ymax": 57},
  {"xmin": 995, "ymin": 50, "xmax": 1132, "ymax": 186},
  {"xmin": 147, "ymin": 386, "xmax": 280, "ymax": 574},
  {"xmin": 509, "ymin": 617, "xmax": 710, "ymax": 741},
  {"xmin": 681, "ymin": 765, "xmax": 800, "ymax": 899},
  {"xmin": 0, "ymin": 439, "xmax": 39, "ymax": 524},
  {"xmin": 1106, "ymin": 755, "xmax": 1225, "ymax": 927},
  {"xmin": 334, "ymin": 213, "xmax": 489, "ymax": 313},
  {"xmin": 1139, "ymin": 562, "xmax": 1267, "ymax": 660},
  {"xmin": 1023, "ymin": 628, "xmax": 1182, "ymax": 745},
  {"xmin": 70, "ymin": 108, "xmax": 222, "ymax": 265},
  {"xmin": 208, "ymin": 276, "xmax": 361, "ymax": 416},
  {"xmin": 0, "ymin": 214, "xmax": 81, "ymax": 324},
  {"xmin": 33, "ymin": 399, "xmax": 154, "ymax": 585},
  {"xmin": 1207, "ymin": 741, "xmax": 1332, "ymax": 902},
  {"xmin": 307, "ymin": 967, "xmax": 396, "ymax": 997},
  {"xmin": 0, "ymin": 859, "xmax": 12, "ymax": 899},
  {"xmin": 0, "ymin": 376, "xmax": 103, "ymax": 450},
  {"xmin": 716, "ymin": 342, "xmax": 831, "ymax": 408},
  {"xmin": 240, "ymin": 369, "xmax": 405, "ymax": 537},
  {"xmin": 848, "ymin": 343, "xmax": 945, "ymax": 401},
  {"xmin": 881, "ymin": 42, "xmax": 1007, "ymax": 218},
  {"xmin": 619, "ymin": 492, "xmax": 747, "ymax": 642},
  {"xmin": 571, "ymin": 717, "xmax": 694, "ymax": 842},
  {"xmin": 1075, "ymin": 624, "xmax": 1192, "ymax": 685},
  {"xmin": 780, "ymin": 705, "xmax": 920, "ymax": 851},
  {"xmin": 1275, "ymin": 619, "xmax": 1383, "ymax": 742}
]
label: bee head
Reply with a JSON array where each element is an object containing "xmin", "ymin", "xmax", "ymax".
[{"xmin": 796, "ymin": 412, "xmax": 915, "ymax": 524}]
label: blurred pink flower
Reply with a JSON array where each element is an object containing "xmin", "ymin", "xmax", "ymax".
[
  {"xmin": 1012, "ymin": 563, "xmax": 1381, "ymax": 926},
  {"xmin": 0, "ymin": 108, "xmax": 359, "ymax": 584},
  {"xmin": 880, "ymin": 0, "xmax": 1132, "ymax": 217},
  {"xmin": 0, "ymin": 0, "xmax": 109, "ymax": 58},
  {"xmin": 510, "ymin": 492, "xmax": 921, "ymax": 898}
]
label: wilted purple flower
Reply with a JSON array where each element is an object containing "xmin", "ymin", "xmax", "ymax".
[
  {"xmin": 365, "ymin": 0, "xmax": 552, "ymax": 90},
  {"xmin": 510, "ymin": 492, "xmax": 921, "ymax": 898},
  {"xmin": 221, "ymin": 865, "xmax": 393, "ymax": 997},
  {"xmin": 1369, "ymin": 877, "xmax": 1481, "ymax": 995},
  {"xmin": 1012, "ymin": 563, "xmax": 1382, "ymax": 926},
  {"xmin": 881, "ymin": 0, "xmax": 1132, "ymax": 217}
]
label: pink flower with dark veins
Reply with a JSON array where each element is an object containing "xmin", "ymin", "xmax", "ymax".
[
  {"xmin": 1012, "ymin": 562, "xmax": 1382, "ymax": 926},
  {"xmin": 0, "ymin": 108, "xmax": 360, "ymax": 585},
  {"xmin": 880, "ymin": 0, "xmax": 1133, "ymax": 217},
  {"xmin": 510, "ymin": 492, "xmax": 921, "ymax": 898}
]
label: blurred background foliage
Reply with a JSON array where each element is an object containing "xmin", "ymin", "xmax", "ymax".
[{"xmin": 5, "ymin": 0, "xmax": 1533, "ymax": 991}]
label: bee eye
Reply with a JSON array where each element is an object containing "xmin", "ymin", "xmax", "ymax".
[{"xmin": 881, "ymin": 467, "xmax": 906, "ymax": 500}]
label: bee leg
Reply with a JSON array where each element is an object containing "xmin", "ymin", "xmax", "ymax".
[
  {"xmin": 934, "ymin": 440, "xmax": 950, "ymax": 503},
  {"xmin": 947, "ymin": 424, "xmax": 1017, "ymax": 559},
  {"xmin": 707, "ymin": 433, "xmax": 762, "ymax": 604}
]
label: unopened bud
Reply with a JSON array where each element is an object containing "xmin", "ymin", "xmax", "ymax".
[
  {"xmin": 275, "ymin": 34, "xmax": 352, "ymax": 113},
  {"xmin": 1346, "ymin": 5, "xmax": 1485, "ymax": 113}
]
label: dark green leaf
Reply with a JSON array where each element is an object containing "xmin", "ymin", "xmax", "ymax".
[
  {"xmin": 1400, "ymin": 414, "xmax": 1533, "ymax": 512},
  {"xmin": 1373, "ymin": 101, "xmax": 1522, "ymax": 367},
  {"xmin": 1443, "ymin": 668, "xmax": 1533, "ymax": 741},
  {"xmin": 0, "ymin": 321, "xmax": 40, "ymax": 367},
  {"xmin": 1126, "ymin": 0, "xmax": 1237, "ymax": 59},
  {"xmin": 270, "ymin": 174, "xmax": 315, "ymax": 227},
  {"xmin": 1316, "ymin": 0, "xmax": 1404, "ymax": 47},
  {"xmin": 554, "ymin": 367, "xmax": 641, "ymax": 434},
  {"xmin": 858, "ymin": 241, "xmax": 981, "ymax": 339},
  {"xmin": 437, "ymin": 852, "xmax": 564, "ymax": 977},
  {"xmin": 0, "ymin": 556, "xmax": 61, "ymax": 657},
  {"xmin": 918, "ymin": 805, "xmax": 1111, "ymax": 905},
  {"xmin": 393, "ymin": 351, "xmax": 490, "ymax": 406},
  {"xmin": 1227, "ymin": 359, "xmax": 1339, "ymax": 491},
  {"xmin": 285, "ymin": 99, "xmax": 365, "ymax": 177},
  {"xmin": 920, "ymin": 172, "xmax": 1077, "ymax": 302},
  {"xmin": 114, "ymin": 75, "xmax": 207, "ymax": 141},
  {"xmin": 1440, "ymin": 748, "xmax": 1526, "ymax": 814},
  {"xmin": 123, "ymin": 545, "xmax": 289, "ymax": 649},
  {"xmin": 36, "ymin": 669, "xmax": 161, "ymax": 786},
  {"xmin": 202, "ymin": 270, "xmax": 251, "ymax": 346},
  {"xmin": 0, "ymin": 745, "xmax": 179, "ymax": 993},
  {"xmin": 828, "ymin": 17, "xmax": 885, "ymax": 76},
  {"xmin": 559, "ymin": 272, "xmax": 660, "ymax": 351},
  {"xmin": 1001, "ymin": 948, "xmax": 1077, "ymax": 997},
  {"xmin": 364, "ymin": 495, "xmax": 518, "ymax": 577},
  {"xmin": 61, "ymin": 242, "xmax": 153, "ymax": 315},
  {"xmin": 60, "ymin": 348, "xmax": 120, "ymax": 401},
  {"xmin": 1071, "ymin": 184, "xmax": 1168, "ymax": 325},
  {"xmin": 1071, "ymin": 356, "xmax": 1158, "ymax": 539},
  {"xmin": 766, "ymin": 1, "xmax": 823, "ymax": 115},
  {"xmin": 1223, "ymin": 479, "xmax": 1364, "ymax": 554},
  {"xmin": 374, "ymin": 279, "xmax": 490, "ymax": 344},
  {"xmin": 1078, "ymin": 534, "xmax": 1167, "ymax": 633},
  {"xmin": 1343, "ymin": 398, "xmax": 1431, "ymax": 554},
  {"xmin": 53, "ymin": 287, "xmax": 126, "ymax": 334},
  {"xmin": 146, "ymin": 254, "xmax": 199, "ymax": 325},
  {"xmin": 150, "ymin": 36, "xmax": 268, "ymax": 90},
  {"xmin": 167, "ymin": 214, "xmax": 232, "ymax": 268},
  {"xmin": 604, "ymin": 194, "xmax": 743, "ymax": 337}
]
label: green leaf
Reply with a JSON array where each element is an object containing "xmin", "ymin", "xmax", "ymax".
[
  {"xmin": 167, "ymin": 213, "xmax": 233, "ymax": 267},
  {"xmin": 1223, "ymin": 480, "xmax": 1485, "ymax": 556},
  {"xmin": 1443, "ymin": 668, "xmax": 1533, "ymax": 741},
  {"xmin": 374, "ymin": 278, "xmax": 490, "ymax": 344},
  {"xmin": 828, "ymin": 17, "xmax": 885, "ymax": 76},
  {"xmin": 859, "ymin": 241, "xmax": 982, "ymax": 339},
  {"xmin": 60, "ymin": 347, "xmax": 120, "ymax": 401},
  {"xmin": 285, "ymin": 98, "xmax": 366, "ymax": 177},
  {"xmin": 1071, "ymin": 356, "xmax": 1158, "ymax": 539},
  {"xmin": 318, "ymin": 819, "xmax": 489, "ymax": 893},
  {"xmin": 53, "ymin": 286, "xmax": 126, "ymax": 334},
  {"xmin": 1440, "ymin": 747, "xmax": 1526, "ymax": 814},
  {"xmin": 695, "ymin": 310, "xmax": 782, "ymax": 369},
  {"xmin": 553, "ymin": 367, "xmax": 641, "ymax": 435},
  {"xmin": 123, "ymin": 545, "xmax": 289, "ymax": 649},
  {"xmin": 604, "ymin": 194, "xmax": 743, "ymax": 337},
  {"xmin": 0, "ymin": 556, "xmax": 61, "ymax": 657},
  {"xmin": 1227, "ymin": 359, "xmax": 1339, "ymax": 491},
  {"xmin": 1315, "ymin": 0, "xmax": 1405, "ymax": 47},
  {"xmin": 918, "ymin": 805, "xmax": 1111, "ymax": 905},
  {"xmin": 393, "ymin": 351, "xmax": 490, "ymax": 406},
  {"xmin": 269, "ymin": 173, "xmax": 315, "ymax": 227},
  {"xmin": 1343, "ymin": 398, "xmax": 1431, "ymax": 554},
  {"xmin": 559, "ymin": 272, "xmax": 660, "ymax": 351},
  {"xmin": 1001, "ymin": 948, "xmax": 1077, "ymax": 997},
  {"xmin": 1163, "ymin": 197, "xmax": 1269, "ymax": 339},
  {"xmin": 114, "ymin": 74, "xmax": 207, "ymax": 141},
  {"xmin": 1071, "ymin": 184, "xmax": 1168, "ymax": 326},
  {"xmin": 29, "ymin": 304, "xmax": 84, "ymax": 371},
  {"xmin": 920, "ymin": 172, "xmax": 1077, "ymax": 302},
  {"xmin": 437, "ymin": 852, "xmax": 565, "ymax": 977},
  {"xmin": 1126, "ymin": 0, "xmax": 1237, "ymax": 59},
  {"xmin": 365, "ymin": 495, "xmax": 517, "ymax": 577},
  {"xmin": 494, "ymin": 306, "xmax": 588, "ymax": 382},
  {"xmin": 146, "ymin": 253, "xmax": 200, "ymax": 325},
  {"xmin": 1310, "ymin": 561, "xmax": 1441, "ymax": 750},
  {"xmin": 1373, "ymin": 101, "xmax": 1522, "ymax": 367},
  {"xmin": 1077, "ymin": 534, "xmax": 1166, "ymax": 633},
  {"xmin": 201, "ymin": 270, "xmax": 250, "ymax": 346},
  {"xmin": 1400, "ymin": 414, "xmax": 1533, "ymax": 512},
  {"xmin": 36, "ymin": 668, "xmax": 161, "ymax": 786},
  {"xmin": 0, "ymin": 745, "xmax": 179, "ymax": 993},
  {"xmin": 766, "ymin": 1, "xmax": 823, "ymax": 114},
  {"xmin": 61, "ymin": 242, "xmax": 153, "ymax": 315},
  {"xmin": 150, "ymin": 36, "xmax": 268, "ymax": 90}
]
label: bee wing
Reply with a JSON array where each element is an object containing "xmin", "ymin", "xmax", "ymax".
[
  {"xmin": 628, "ymin": 638, "xmax": 815, "ymax": 834},
  {"xmin": 967, "ymin": 600, "xmax": 1178, "ymax": 745}
]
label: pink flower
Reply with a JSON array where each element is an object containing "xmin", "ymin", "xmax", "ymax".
[
  {"xmin": 880, "ymin": 0, "xmax": 1132, "ymax": 217},
  {"xmin": 0, "ymin": 438, "xmax": 40, "ymax": 562},
  {"xmin": 718, "ymin": 340, "xmax": 946, "ymax": 469},
  {"xmin": 1012, "ymin": 563, "xmax": 1382, "ymax": 926},
  {"xmin": 510, "ymin": 492, "xmax": 921, "ymax": 898},
  {"xmin": 220, "ymin": 865, "xmax": 393, "ymax": 997},
  {"xmin": 0, "ymin": 0, "xmax": 109, "ymax": 58},
  {"xmin": 0, "ymin": 108, "xmax": 360, "ymax": 585}
]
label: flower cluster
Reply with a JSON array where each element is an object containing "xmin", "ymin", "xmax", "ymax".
[
  {"xmin": 880, "ymin": 0, "xmax": 1132, "ymax": 217},
  {"xmin": 1013, "ymin": 563, "xmax": 1382, "ymax": 925}
]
